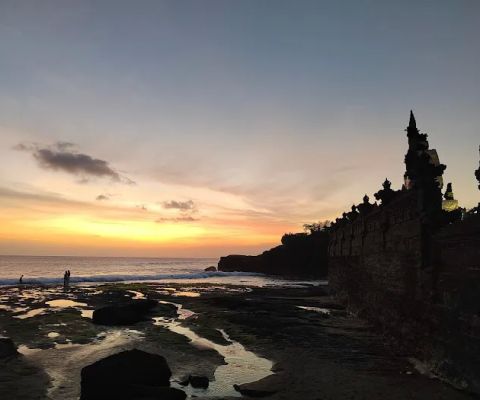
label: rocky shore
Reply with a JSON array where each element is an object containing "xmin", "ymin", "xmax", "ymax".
[{"xmin": 0, "ymin": 281, "xmax": 474, "ymax": 400}]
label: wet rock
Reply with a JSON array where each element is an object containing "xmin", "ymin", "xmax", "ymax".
[
  {"xmin": 178, "ymin": 377, "xmax": 190, "ymax": 386},
  {"xmin": 0, "ymin": 337, "xmax": 18, "ymax": 358},
  {"xmin": 189, "ymin": 375, "xmax": 209, "ymax": 388},
  {"xmin": 92, "ymin": 299, "xmax": 157, "ymax": 325},
  {"xmin": 80, "ymin": 349, "xmax": 173, "ymax": 400},
  {"xmin": 204, "ymin": 266, "xmax": 217, "ymax": 272},
  {"xmin": 234, "ymin": 384, "xmax": 276, "ymax": 397}
]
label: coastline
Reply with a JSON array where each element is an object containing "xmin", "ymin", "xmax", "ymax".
[{"xmin": 0, "ymin": 280, "xmax": 473, "ymax": 400}]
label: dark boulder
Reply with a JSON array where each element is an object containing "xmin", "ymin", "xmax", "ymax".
[
  {"xmin": 188, "ymin": 375, "xmax": 209, "ymax": 388},
  {"xmin": 234, "ymin": 384, "xmax": 276, "ymax": 397},
  {"xmin": 204, "ymin": 266, "xmax": 217, "ymax": 272},
  {"xmin": 129, "ymin": 385, "xmax": 186, "ymax": 400},
  {"xmin": 92, "ymin": 299, "xmax": 157, "ymax": 325},
  {"xmin": 0, "ymin": 337, "xmax": 18, "ymax": 358},
  {"xmin": 80, "ymin": 349, "xmax": 177, "ymax": 400}
]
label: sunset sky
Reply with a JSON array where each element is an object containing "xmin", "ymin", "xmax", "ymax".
[{"xmin": 0, "ymin": 1, "xmax": 479, "ymax": 257}]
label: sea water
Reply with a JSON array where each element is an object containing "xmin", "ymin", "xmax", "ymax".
[{"xmin": 0, "ymin": 255, "xmax": 324, "ymax": 287}]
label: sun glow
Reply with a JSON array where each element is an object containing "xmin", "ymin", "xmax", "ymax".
[
  {"xmin": 26, "ymin": 216, "xmax": 206, "ymax": 243},
  {"xmin": 0, "ymin": 205, "xmax": 288, "ymax": 256}
]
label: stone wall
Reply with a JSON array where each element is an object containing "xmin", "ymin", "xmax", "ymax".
[
  {"xmin": 430, "ymin": 215, "xmax": 480, "ymax": 393},
  {"xmin": 329, "ymin": 190, "xmax": 425, "ymax": 304},
  {"xmin": 328, "ymin": 190, "xmax": 480, "ymax": 394}
]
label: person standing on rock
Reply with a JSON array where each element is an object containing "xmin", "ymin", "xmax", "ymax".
[{"xmin": 63, "ymin": 270, "xmax": 69, "ymax": 290}]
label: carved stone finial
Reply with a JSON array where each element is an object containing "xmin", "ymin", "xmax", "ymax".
[
  {"xmin": 346, "ymin": 205, "xmax": 359, "ymax": 221},
  {"xmin": 375, "ymin": 178, "xmax": 396, "ymax": 206},
  {"xmin": 358, "ymin": 194, "xmax": 375, "ymax": 215},
  {"xmin": 442, "ymin": 182, "xmax": 459, "ymax": 213},
  {"xmin": 444, "ymin": 183, "xmax": 454, "ymax": 201}
]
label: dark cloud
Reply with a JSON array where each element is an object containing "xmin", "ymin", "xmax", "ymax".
[
  {"xmin": 96, "ymin": 194, "xmax": 110, "ymax": 201},
  {"xmin": 15, "ymin": 142, "xmax": 135, "ymax": 185},
  {"xmin": 162, "ymin": 200, "xmax": 196, "ymax": 211},
  {"xmin": 155, "ymin": 215, "xmax": 199, "ymax": 223}
]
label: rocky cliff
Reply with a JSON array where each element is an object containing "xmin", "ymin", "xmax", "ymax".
[{"xmin": 218, "ymin": 231, "xmax": 329, "ymax": 278}]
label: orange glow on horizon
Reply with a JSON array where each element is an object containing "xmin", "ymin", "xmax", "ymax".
[{"xmin": 0, "ymin": 207, "xmax": 292, "ymax": 257}]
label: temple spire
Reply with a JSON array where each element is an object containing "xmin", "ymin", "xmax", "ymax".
[
  {"xmin": 406, "ymin": 110, "xmax": 420, "ymax": 140},
  {"xmin": 408, "ymin": 110, "xmax": 416, "ymax": 130}
]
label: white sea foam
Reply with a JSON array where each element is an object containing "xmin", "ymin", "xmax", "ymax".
[{"xmin": 0, "ymin": 271, "xmax": 261, "ymax": 286}]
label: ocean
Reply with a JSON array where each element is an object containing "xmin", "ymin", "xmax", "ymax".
[
  {"xmin": 0, "ymin": 255, "xmax": 319, "ymax": 287},
  {"xmin": 0, "ymin": 255, "xmax": 234, "ymax": 285}
]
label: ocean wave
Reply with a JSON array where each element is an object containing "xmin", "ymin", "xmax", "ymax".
[{"xmin": 0, "ymin": 271, "xmax": 261, "ymax": 286}]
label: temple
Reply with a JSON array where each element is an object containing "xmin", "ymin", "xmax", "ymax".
[
  {"xmin": 404, "ymin": 111, "xmax": 446, "ymax": 191},
  {"xmin": 328, "ymin": 112, "xmax": 480, "ymax": 395}
]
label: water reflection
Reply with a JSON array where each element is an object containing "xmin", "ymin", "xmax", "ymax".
[
  {"xmin": 46, "ymin": 299, "xmax": 87, "ymax": 308},
  {"xmin": 14, "ymin": 307, "xmax": 47, "ymax": 319},
  {"xmin": 172, "ymin": 291, "xmax": 201, "ymax": 298},
  {"xmin": 154, "ymin": 302, "xmax": 273, "ymax": 398}
]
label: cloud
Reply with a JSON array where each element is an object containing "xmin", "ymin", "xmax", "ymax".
[
  {"xmin": 0, "ymin": 186, "xmax": 154, "ymax": 221},
  {"xmin": 161, "ymin": 200, "xmax": 196, "ymax": 211},
  {"xmin": 15, "ymin": 142, "xmax": 135, "ymax": 184},
  {"xmin": 0, "ymin": 186, "xmax": 85, "ymax": 206},
  {"xmin": 96, "ymin": 194, "xmax": 110, "ymax": 201},
  {"xmin": 155, "ymin": 215, "xmax": 199, "ymax": 223}
]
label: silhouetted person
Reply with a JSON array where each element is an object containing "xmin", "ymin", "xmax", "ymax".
[
  {"xmin": 63, "ymin": 270, "xmax": 69, "ymax": 290},
  {"xmin": 19, "ymin": 275, "xmax": 23, "ymax": 284}
]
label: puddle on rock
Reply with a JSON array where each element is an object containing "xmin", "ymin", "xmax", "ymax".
[
  {"xmin": 154, "ymin": 301, "xmax": 273, "ymax": 398},
  {"xmin": 128, "ymin": 290, "xmax": 146, "ymax": 299},
  {"xmin": 81, "ymin": 309, "xmax": 94, "ymax": 319},
  {"xmin": 14, "ymin": 307, "xmax": 48, "ymax": 319},
  {"xmin": 172, "ymin": 291, "xmax": 201, "ymax": 298},
  {"xmin": 46, "ymin": 299, "xmax": 87, "ymax": 308},
  {"xmin": 19, "ymin": 329, "xmax": 144, "ymax": 400}
]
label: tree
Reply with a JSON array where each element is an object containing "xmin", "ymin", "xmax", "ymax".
[{"xmin": 303, "ymin": 220, "xmax": 331, "ymax": 235}]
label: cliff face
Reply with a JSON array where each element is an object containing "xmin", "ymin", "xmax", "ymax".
[{"xmin": 218, "ymin": 232, "xmax": 329, "ymax": 278}]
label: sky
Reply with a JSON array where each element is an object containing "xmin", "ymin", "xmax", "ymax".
[{"xmin": 0, "ymin": 0, "xmax": 479, "ymax": 257}]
